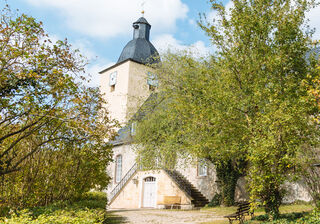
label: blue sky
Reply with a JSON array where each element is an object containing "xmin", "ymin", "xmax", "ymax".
[{"xmin": 3, "ymin": 0, "xmax": 320, "ymax": 87}]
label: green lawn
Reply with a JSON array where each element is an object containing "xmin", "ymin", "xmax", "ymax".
[
  {"xmin": 202, "ymin": 203, "xmax": 316, "ymax": 224},
  {"xmin": 1, "ymin": 195, "xmax": 318, "ymax": 224}
]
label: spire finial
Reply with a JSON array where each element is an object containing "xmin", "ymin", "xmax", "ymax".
[{"xmin": 141, "ymin": 1, "xmax": 146, "ymax": 17}]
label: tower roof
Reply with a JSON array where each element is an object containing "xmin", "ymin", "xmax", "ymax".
[
  {"xmin": 117, "ymin": 17, "xmax": 160, "ymax": 65},
  {"xmin": 134, "ymin": 17, "xmax": 150, "ymax": 25}
]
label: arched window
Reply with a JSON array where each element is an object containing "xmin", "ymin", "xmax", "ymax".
[
  {"xmin": 144, "ymin": 176, "xmax": 156, "ymax": 182},
  {"xmin": 115, "ymin": 155, "xmax": 122, "ymax": 183}
]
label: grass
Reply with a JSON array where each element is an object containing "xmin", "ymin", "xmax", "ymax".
[
  {"xmin": 202, "ymin": 205, "xmax": 240, "ymax": 216},
  {"xmin": 1, "ymin": 194, "xmax": 317, "ymax": 224},
  {"xmin": 201, "ymin": 203, "xmax": 315, "ymax": 224},
  {"xmin": 105, "ymin": 212, "xmax": 127, "ymax": 224}
]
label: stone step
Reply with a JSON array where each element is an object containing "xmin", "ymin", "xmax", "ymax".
[{"xmin": 192, "ymin": 196, "xmax": 208, "ymax": 203}]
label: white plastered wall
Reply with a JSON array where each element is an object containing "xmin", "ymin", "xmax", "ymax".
[{"xmin": 100, "ymin": 60, "xmax": 153, "ymax": 126}]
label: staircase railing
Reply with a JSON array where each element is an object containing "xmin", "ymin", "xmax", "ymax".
[
  {"xmin": 164, "ymin": 169, "xmax": 192, "ymax": 197},
  {"xmin": 109, "ymin": 163, "xmax": 138, "ymax": 204}
]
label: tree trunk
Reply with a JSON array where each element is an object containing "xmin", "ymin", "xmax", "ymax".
[{"xmin": 215, "ymin": 160, "xmax": 241, "ymax": 206}]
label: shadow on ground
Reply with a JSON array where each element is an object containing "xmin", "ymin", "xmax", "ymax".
[{"xmin": 104, "ymin": 212, "xmax": 128, "ymax": 224}]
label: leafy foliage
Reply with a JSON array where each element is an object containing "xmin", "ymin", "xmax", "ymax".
[
  {"xmin": 300, "ymin": 57, "xmax": 320, "ymax": 208},
  {"xmin": 199, "ymin": 0, "xmax": 319, "ymax": 216},
  {"xmin": 247, "ymin": 209, "xmax": 320, "ymax": 224},
  {"xmin": 0, "ymin": 192, "xmax": 108, "ymax": 224},
  {"xmin": 207, "ymin": 193, "xmax": 222, "ymax": 207},
  {"xmin": 134, "ymin": 0, "xmax": 320, "ymax": 218},
  {"xmin": 0, "ymin": 5, "xmax": 116, "ymax": 208}
]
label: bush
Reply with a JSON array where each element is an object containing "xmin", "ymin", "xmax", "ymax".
[
  {"xmin": 247, "ymin": 209, "xmax": 320, "ymax": 224},
  {"xmin": 0, "ymin": 192, "xmax": 108, "ymax": 224},
  {"xmin": 0, "ymin": 4, "xmax": 115, "ymax": 209},
  {"xmin": 207, "ymin": 194, "xmax": 222, "ymax": 207}
]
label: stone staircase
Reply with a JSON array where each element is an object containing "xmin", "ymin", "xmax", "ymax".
[
  {"xmin": 108, "ymin": 165, "xmax": 209, "ymax": 208},
  {"xmin": 164, "ymin": 169, "xmax": 209, "ymax": 208}
]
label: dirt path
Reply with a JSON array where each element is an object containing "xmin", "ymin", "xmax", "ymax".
[{"xmin": 108, "ymin": 209, "xmax": 225, "ymax": 224}]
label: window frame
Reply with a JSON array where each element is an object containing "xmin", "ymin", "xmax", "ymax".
[
  {"xmin": 115, "ymin": 154, "xmax": 123, "ymax": 183},
  {"xmin": 197, "ymin": 159, "xmax": 208, "ymax": 177},
  {"xmin": 131, "ymin": 122, "xmax": 137, "ymax": 136},
  {"xmin": 109, "ymin": 71, "xmax": 117, "ymax": 86}
]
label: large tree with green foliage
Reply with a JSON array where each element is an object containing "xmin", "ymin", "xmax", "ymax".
[
  {"xmin": 0, "ymin": 5, "xmax": 116, "ymax": 208},
  {"xmin": 134, "ymin": 0, "xmax": 319, "ymax": 218}
]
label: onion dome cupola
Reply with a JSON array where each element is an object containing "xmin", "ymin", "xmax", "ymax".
[{"xmin": 117, "ymin": 17, "xmax": 160, "ymax": 64}]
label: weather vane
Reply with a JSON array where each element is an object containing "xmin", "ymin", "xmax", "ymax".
[{"xmin": 141, "ymin": 1, "xmax": 146, "ymax": 17}]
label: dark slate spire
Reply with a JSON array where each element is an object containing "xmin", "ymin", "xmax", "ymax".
[
  {"xmin": 117, "ymin": 17, "xmax": 160, "ymax": 64},
  {"xmin": 133, "ymin": 17, "xmax": 150, "ymax": 40}
]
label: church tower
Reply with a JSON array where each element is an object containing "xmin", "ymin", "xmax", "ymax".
[
  {"xmin": 100, "ymin": 17, "xmax": 160, "ymax": 125},
  {"xmin": 105, "ymin": 16, "xmax": 214, "ymax": 210}
]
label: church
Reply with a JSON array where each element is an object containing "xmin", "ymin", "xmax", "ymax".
[
  {"xmin": 99, "ymin": 16, "xmax": 218, "ymax": 209},
  {"xmin": 100, "ymin": 16, "xmax": 311, "ymax": 210}
]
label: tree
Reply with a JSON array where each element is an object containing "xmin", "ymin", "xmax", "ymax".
[
  {"xmin": 135, "ymin": 53, "xmax": 247, "ymax": 206},
  {"xmin": 134, "ymin": 0, "xmax": 319, "ymax": 218},
  {"xmin": 300, "ymin": 55, "xmax": 320, "ymax": 208},
  {"xmin": 0, "ymin": 5, "xmax": 116, "ymax": 208}
]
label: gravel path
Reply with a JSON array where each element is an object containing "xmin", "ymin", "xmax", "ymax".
[{"xmin": 108, "ymin": 209, "xmax": 224, "ymax": 224}]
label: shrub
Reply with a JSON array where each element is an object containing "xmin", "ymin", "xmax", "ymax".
[
  {"xmin": 207, "ymin": 194, "xmax": 222, "ymax": 207},
  {"xmin": 0, "ymin": 192, "xmax": 107, "ymax": 224},
  {"xmin": 247, "ymin": 209, "xmax": 320, "ymax": 224}
]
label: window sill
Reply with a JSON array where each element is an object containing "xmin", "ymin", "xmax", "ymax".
[{"xmin": 197, "ymin": 175, "xmax": 208, "ymax": 179}]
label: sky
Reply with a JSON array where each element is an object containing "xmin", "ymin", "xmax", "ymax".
[{"xmin": 3, "ymin": 0, "xmax": 320, "ymax": 87}]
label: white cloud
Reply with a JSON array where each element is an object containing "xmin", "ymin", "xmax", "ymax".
[
  {"xmin": 68, "ymin": 39, "xmax": 114, "ymax": 87},
  {"xmin": 46, "ymin": 35, "xmax": 108, "ymax": 87},
  {"xmin": 152, "ymin": 34, "xmax": 211, "ymax": 57},
  {"xmin": 71, "ymin": 39, "xmax": 97, "ymax": 61},
  {"xmin": 26, "ymin": 0, "xmax": 188, "ymax": 38},
  {"xmin": 188, "ymin": 19, "xmax": 196, "ymax": 26},
  {"xmin": 86, "ymin": 61, "xmax": 114, "ymax": 87},
  {"xmin": 207, "ymin": 1, "xmax": 234, "ymax": 24},
  {"xmin": 307, "ymin": 5, "xmax": 320, "ymax": 40}
]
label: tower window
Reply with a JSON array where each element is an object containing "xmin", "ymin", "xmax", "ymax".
[{"xmin": 110, "ymin": 84, "xmax": 115, "ymax": 92}]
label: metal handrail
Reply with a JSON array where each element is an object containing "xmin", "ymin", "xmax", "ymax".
[
  {"xmin": 109, "ymin": 163, "xmax": 138, "ymax": 204},
  {"xmin": 109, "ymin": 165, "xmax": 194, "ymax": 204}
]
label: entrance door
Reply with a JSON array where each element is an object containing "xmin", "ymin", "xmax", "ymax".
[{"xmin": 143, "ymin": 176, "xmax": 156, "ymax": 207}]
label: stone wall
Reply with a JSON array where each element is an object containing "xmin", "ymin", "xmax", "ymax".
[
  {"xmin": 283, "ymin": 180, "xmax": 312, "ymax": 203},
  {"xmin": 106, "ymin": 144, "xmax": 136, "ymax": 198},
  {"xmin": 234, "ymin": 177, "xmax": 312, "ymax": 203},
  {"xmin": 175, "ymin": 158, "xmax": 219, "ymax": 201}
]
